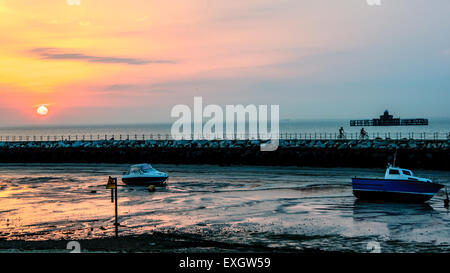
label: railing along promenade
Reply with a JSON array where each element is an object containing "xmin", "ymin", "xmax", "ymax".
[{"xmin": 0, "ymin": 132, "xmax": 448, "ymax": 142}]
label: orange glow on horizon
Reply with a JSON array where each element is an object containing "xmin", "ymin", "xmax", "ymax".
[{"xmin": 0, "ymin": 0, "xmax": 320, "ymax": 124}]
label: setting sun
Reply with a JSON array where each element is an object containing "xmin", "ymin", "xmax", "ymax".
[{"xmin": 36, "ymin": 105, "xmax": 49, "ymax": 116}]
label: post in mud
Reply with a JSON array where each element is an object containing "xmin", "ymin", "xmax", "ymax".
[
  {"xmin": 444, "ymin": 188, "xmax": 449, "ymax": 209},
  {"xmin": 106, "ymin": 176, "xmax": 119, "ymax": 238}
]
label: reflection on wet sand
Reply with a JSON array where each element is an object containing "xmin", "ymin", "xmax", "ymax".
[
  {"xmin": 351, "ymin": 200, "xmax": 450, "ymax": 249},
  {"xmin": 0, "ymin": 164, "xmax": 449, "ymax": 252}
]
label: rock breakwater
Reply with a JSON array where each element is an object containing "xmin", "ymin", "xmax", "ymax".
[{"xmin": 0, "ymin": 139, "xmax": 448, "ymax": 170}]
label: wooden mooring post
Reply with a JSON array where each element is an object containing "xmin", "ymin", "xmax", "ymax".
[{"xmin": 106, "ymin": 176, "xmax": 119, "ymax": 238}]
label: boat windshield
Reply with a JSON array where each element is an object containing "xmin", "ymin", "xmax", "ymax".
[
  {"xmin": 128, "ymin": 164, "xmax": 154, "ymax": 174},
  {"xmin": 140, "ymin": 165, "xmax": 154, "ymax": 172},
  {"xmin": 402, "ymin": 170, "xmax": 414, "ymax": 176}
]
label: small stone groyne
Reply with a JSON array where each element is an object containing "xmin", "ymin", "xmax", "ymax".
[{"xmin": 0, "ymin": 139, "xmax": 449, "ymax": 170}]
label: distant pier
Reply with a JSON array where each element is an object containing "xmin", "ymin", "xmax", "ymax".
[{"xmin": 350, "ymin": 110, "xmax": 428, "ymax": 127}]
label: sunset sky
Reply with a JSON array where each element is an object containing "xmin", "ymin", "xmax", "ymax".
[{"xmin": 0, "ymin": 0, "xmax": 449, "ymax": 126}]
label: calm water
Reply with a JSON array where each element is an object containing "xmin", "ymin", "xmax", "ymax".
[
  {"xmin": 1, "ymin": 164, "xmax": 449, "ymax": 252},
  {"xmin": 0, "ymin": 119, "xmax": 449, "ymax": 139}
]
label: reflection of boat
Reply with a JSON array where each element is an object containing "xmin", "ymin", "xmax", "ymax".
[
  {"xmin": 352, "ymin": 165, "xmax": 444, "ymax": 203},
  {"xmin": 122, "ymin": 164, "xmax": 168, "ymax": 186},
  {"xmin": 353, "ymin": 199, "xmax": 435, "ymax": 217},
  {"xmin": 352, "ymin": 200, "xmax": 435, "ymax": 226},
  {"xmin": 351, "ymin": 200, "xmax": 445, "ymax": 250}
]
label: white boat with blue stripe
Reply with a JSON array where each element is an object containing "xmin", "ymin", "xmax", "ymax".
[{"xmin": 122, "ymin": 164, "xmax": 168, "ymax": 186}]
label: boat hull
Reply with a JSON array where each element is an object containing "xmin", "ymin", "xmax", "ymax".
[
  {"xmin": 352, "ymin": 178, "xmax": 444, "ymax": 203},
  {"xmin": 122, "ymin": 176, "xmax": 168, "ymax": 186}
]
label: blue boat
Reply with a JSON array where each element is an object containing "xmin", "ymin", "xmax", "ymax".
[{"xmin": 352, "ymin": 165, "xmax": 444, "ymax": 203}]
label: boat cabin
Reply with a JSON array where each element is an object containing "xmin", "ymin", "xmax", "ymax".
[{"xmin": 384, "ymin": 166, "xmax": 432, "ymax": 183}]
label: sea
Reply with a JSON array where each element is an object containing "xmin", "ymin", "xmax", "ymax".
[{"xmin": 0, "ymin": 119, "xmax": 449, "ymax": 140}]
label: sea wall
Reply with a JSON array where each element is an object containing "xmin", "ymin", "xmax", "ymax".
[{"xmin": 0, "ymin": 139, "xmax": 449, "ymax": 170}]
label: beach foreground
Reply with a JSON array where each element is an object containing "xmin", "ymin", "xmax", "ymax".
[{"xmin": 0, "ymin": 164, "xmax": 449, "ymax": 253}]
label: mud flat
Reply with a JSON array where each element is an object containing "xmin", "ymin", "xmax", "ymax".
[
  {"xmin": 0, "ymin": 139, "xmax": 448, "ymax": 170},
  {"xmin": 0, "ymin": 233, "xmax": 317, "ymax": 253},
  {"xmin": 1, "ymin": 164, "xmax": 449, "ymax": 253}
]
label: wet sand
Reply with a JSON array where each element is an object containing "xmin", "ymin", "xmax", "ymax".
[{"xmin": 0, "ymin": 164, "xmax": 449, "ymax": 253}]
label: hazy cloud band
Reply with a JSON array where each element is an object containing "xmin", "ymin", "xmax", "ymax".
[{"xmin": 31, "ymin": 48, "xmax": 175, "ymax": 65}]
